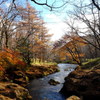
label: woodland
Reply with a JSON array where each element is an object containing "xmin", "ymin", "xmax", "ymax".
[{"xmin": 0, "ymin": 0, "xmax": 100, "ymax": 100}]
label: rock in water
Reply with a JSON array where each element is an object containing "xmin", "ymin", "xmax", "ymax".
[{"xmin": 48, "ymin": 79, "xmax": 60, "ymax": 85}]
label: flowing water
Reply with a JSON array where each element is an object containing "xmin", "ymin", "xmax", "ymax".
[{"xmin": 28, "ymin": 64, "xmax": 77, "ymax": 100}]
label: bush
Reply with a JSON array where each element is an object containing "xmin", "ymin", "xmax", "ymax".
[
  {"xmin": 0, "ymin": 48, "xmax": 26, "ymax": 72},
  {"xmin": 0, "ymin": 66, "xmax": 5, "ymax": 78}
]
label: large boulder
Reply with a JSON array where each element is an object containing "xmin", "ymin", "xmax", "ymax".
[
  {"xmin": 0, "ymin": 82, "xmax": 32, "ymax": 100},
  {"xmin": 60, "ymin": 68, "xmax": 100, "ymax": 100}
]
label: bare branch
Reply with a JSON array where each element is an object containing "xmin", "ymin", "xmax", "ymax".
[
  {"xmin": 92, "ymin": 0, "xmax": 100, "ymax": 10},
  {"xmin": 31, "ymin": 0, "xmax": 68, "ymax": 10}
]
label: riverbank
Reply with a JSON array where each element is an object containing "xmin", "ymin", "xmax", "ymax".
[
  {"xmin": 0, "ymin": 64, "xmax": 58, "ymax": 100},
  {"xmin": 60, "ymin": 58, "xmax": 100, "ymax": 100}
]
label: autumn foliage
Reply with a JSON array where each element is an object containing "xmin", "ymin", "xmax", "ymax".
[
  {"xmin": 0, "ymin": 48, "xmax": 26, "ymax": 76},
  {"xmin": 53, "ymin": 35, "xmax": 87, "ymax": 65},
  {"xmin": 0, "ymin": 2, "xmax": 51, "ymax": 65}
]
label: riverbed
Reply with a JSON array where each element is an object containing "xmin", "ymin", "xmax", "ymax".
[{"xmin": 28, "ymin": 64, "xmax": 77, "ymax": 100}]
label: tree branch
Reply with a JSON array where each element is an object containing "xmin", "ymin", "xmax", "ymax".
[
  {"xmin": 31, "ymin": 0, "xmax": 68, "ymax": 11},
  {"xmin": 92, "ymin": 0, "xmax": 100, "ymax": 10}
]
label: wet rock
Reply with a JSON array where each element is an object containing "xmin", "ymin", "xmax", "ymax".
[
  {"xmin": 0, "ymin": 82, "xmax": 32, "ymax": 100},
  {"xmin": 66, "ymin": 95, "xmax": 81, "ymax": 100},
  {"xmin": 60, "ymin": 68, "xmax": 100, "ymax": 100},
  {"xmin": 48, "ymin": 79, "xmax": 60, "ymax": 85}
]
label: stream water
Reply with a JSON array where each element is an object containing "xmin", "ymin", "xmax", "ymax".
[{"xmin": 28, "ymin": 64, "xmax": 77, "ymax": 100}]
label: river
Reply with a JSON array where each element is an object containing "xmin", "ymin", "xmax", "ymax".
[{"xmin": 28, "ymin": 64, "xmax": 77, "ymax": 100}]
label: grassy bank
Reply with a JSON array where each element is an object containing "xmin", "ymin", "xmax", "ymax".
[
  {"xmin": 82, "ymin": 57, "xmax": 100, "ymax": 69},
  {"xmin": 32, "ymin": 61, "xmax": 57, "ymax": 66}
]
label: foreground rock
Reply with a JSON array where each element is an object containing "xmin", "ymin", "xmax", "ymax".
[
  {"xmin": 0, "ymin": 82, "xmax": 32, "ymax": 100},
  {"xmin": 60, "ymin": 68, "xmax": 100, "ymax": 100},
  {"xmin": 48, "ymin": 79, "xmax": 60, "ymax": 85}
]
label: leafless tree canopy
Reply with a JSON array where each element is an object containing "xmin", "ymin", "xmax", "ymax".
[{"xmin": 30, "ymin": 0, "xmax": 100, "ymax": 11}]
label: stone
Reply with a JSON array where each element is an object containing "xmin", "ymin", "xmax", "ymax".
[
  {"xmin": 48, "ymin": 79, "xmax": 60, "ymax": 85},
  {"xmin": 60, "ymin": 68, "xmax": 100, "ymax": 100},
  {"xmin": 66, "ymin": 95, "xmax": 81, "ymax": 100}
]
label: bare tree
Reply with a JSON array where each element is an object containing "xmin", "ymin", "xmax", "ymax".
[
  {"xmin": 65, "ymin": 0, "xmax": 100, "ymax": 50},
  {"xmin": 0, "ymin": 3, "xmax": 19, "ymax": 49}
]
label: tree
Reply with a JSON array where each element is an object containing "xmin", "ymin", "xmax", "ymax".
[
  {"xmin": 0, "ymin": 0, "xmax": 53, "ymax": 67},
  {"xmin": 92, "ymin": 0, "xmax": 100, "ymax": 10},
  {"xmin": 0, "ymin": 2, "xmax": 19, "ymax": 49},
  {"xmin": 64, "ymin": 35, "xmax": 86, "ymax": 65},
  {"xmin": 65, "ymin": 0, "xmax": 100, "ymax": 56},
  {"xmin": 14, "ymin": 3, "xmax": 42, "ymax": 65},
  {"xmin": 11, "ymin": 0, "xmax": 100, "ymax": 11},
  {"xmin": 32, "ymin": 20, "xmax": 51, "ymax": 63},
  {"xmin": 53, "ymin": 33, "xmax": 86, "ymax": 65},
  {"xmin": 16, "ymin": 37, "xmax": 33, "ymax": 65},
  {"xmin": 14, "ymin": 3, "xmax": 51, "ymax": 65},
  {"xmin": 11, "ymin": 0, "xmax": 69, "ymax": 11}
]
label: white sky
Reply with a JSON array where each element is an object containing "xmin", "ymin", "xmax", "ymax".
[
  {"xmin": 44, "ymin": 14, "xmax": 67, "ymax": 41},
  {"xmin": 5, "ymin": 2, "xmax": 11, "ymax": 7}
]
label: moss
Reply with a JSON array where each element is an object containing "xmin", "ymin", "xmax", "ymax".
[
  {"xmin": 82, "ymin": 57, "xmax": 100, "ymax": 69},
  {"xmin": 31, "ymin": 61, "xmax": 57, "ymax": 66}
]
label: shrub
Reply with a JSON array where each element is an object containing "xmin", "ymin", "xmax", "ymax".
[
  {"xmin": 0, "ymin": 48, "xmax": 26, "ymax": 72},
  {"xmin": 0, "ymin": 66, "xmax": 5, "ymax": 77}
]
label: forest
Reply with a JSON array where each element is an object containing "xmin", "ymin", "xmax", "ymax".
[{"xmin": 0, "ymin": 0, "xmax": 100, "ymax": 100}]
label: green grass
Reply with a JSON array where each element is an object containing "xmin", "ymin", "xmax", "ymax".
[
  {"xmin": 82, "ymin": 57, "xmax": 100, "ymax": 69},
  {"xmin": 31, "ymin": 60, "xmax": 57, "ymax": 66}
]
